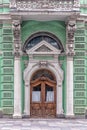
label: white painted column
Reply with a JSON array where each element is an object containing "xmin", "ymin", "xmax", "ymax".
[
  {"xmin": 66, "ymin": 56, "xmax": 74, "ymax": 117},
  {"xmin": 57, "ymin": 84, "xmax": 63, "ymax": 116},
  {"xmin": 24, "ymin": 84, "xmax": 30, "ymax": 117},
  {"xmin": 13, "ymin": 57, "xmax": 22, "ymax": 118}
]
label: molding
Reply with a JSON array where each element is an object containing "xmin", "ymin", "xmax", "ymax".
[
  {"xmin": 0, "ymin": 4, "xmax": 9, "ymax": 8},
  {"xmin": 24, "ymin": 61, "xmax": 63, "ymax": 116},
  {"xmin": 80, "ymin": 4, "xmax": 87, "ymax": 8},
  {"xmin": 0, "ymin": 14, "xmax": 11, "ymax": 21},
  {"xmin": 26, "ymin": 40, "xmax": 61, "ymax": 63}
]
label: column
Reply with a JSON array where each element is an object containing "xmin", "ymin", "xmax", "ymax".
[
  {"xmin": 66, "ymin": 56, "xmax": 74, "ymax": 117},
  {"xmin": 57, "ymin": 85, "xmax": 63, "ymax": 117},
  {"xmin": 12, "ymin": 20, "xmax": 22, "ymax": 118},
  {"xmin": 66, "ymin": 19, "xmax": 76, "ymax": 117},
  {"xmin": 24, "ymin": 84, "xmax": 30, "ymax": 117},
  {"xmin": 13, "ymin": 57, "xmax": 22, "ymax": 118},
  {"xmin": 54, "ymin": 64, "xmax": 64, "ymax": 117}
]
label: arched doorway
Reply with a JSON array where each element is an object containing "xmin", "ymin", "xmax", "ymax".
[{"xmin": 30, "ymin": 69, "xmax": 56, "ymax": 118}]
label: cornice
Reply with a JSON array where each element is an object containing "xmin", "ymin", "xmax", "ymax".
[
  {"xmin": 80, "ymin": 4, "xmax": 87, "ymax": 8},
  {"xmin": 77, "ymin": 14, "xmax": 87, "ymax": 22},
  {"xmin": 0, "ymin": 3, "xmax": 9, "ymax": 8},
  {"xmin": 0, "ymin": 13, "xmax": 11, "ymax": 21}
]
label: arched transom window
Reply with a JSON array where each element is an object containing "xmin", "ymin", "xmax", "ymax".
[{"xmin": 23, "ymin": 32, "xmax": 64, "ymax": 52}]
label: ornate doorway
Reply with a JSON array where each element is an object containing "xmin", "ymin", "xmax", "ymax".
[
  {"xmin": 30, "ymin": 69, "xmax": 56, "ymax": 118},
  {"xmin": 23, "ymin": 34, "xmax": 64, "ymax": 117}
]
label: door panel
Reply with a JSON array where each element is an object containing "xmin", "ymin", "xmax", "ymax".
[
  {"xmin": 31, "ymin": 103, "xmax": 42, "ymax": 117},
  {"xmin": 43, "ymin": 84, "xmax": 56, "ymax": 117},
  {"xmin": 30, "ymin": 84, "xmax": 42, "ymax": 117},
  {"xmin": 30, "ymin": 77, "xmax": 56, "ymax": 118}
]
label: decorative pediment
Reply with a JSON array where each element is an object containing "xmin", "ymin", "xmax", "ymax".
[
  {"xmin": 35, "ymin": 45, "xmax": 52, "ymax": 52},
  {"xmin": 26, "ymin": 40, "xmax": 61, "ymax": 55}
]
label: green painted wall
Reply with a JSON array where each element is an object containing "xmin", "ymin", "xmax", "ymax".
[
  {"xmin": 21, "ymin": 20, "xmax": 66, "ymax": 47},
  {"xmin": 0, "ymin": 0, "xmax": 10, "ymax": 13},
  {"xmin": 73, "ymin": 21, "xmax": 87, "ymax": 114},
  {"xmin": 80, "ymin": 0, "xmax": 87, "ymax": 14},
  {"xmin": 0, "ymin": 23, "xmax": 14, "ymax": 115}
]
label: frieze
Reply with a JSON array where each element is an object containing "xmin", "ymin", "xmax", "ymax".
[
  {"xmin": 17, "ymin": 0, "xmax": 73, "ymax": 11},
  {"xmin": 10, "ymin": 0, "xmax": 78, "ymax": 12}
]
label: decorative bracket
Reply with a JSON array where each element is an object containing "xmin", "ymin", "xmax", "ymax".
[
  {"xmin": 12, "ymin": 20, "xmax": 22, "ymax": 58},
  {"xmin": 39, "ymin": 61, "xmax": 48, "ymax": 68},
  {"xmin": 66, "ymin": 18, "xmax": 77, "ymax": 57}
]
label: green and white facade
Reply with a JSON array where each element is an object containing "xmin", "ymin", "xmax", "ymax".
[{"xmin": 0, "ymin": 0, "xmax": 87, "ymax": 118}]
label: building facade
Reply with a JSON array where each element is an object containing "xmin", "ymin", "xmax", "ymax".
[{"xmin": 0, "ymin": 0, "xmax": 87, "ymax": 118}]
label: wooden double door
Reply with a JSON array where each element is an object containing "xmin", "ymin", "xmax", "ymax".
[{"xmin": 30, "ymin": 77, "xmax": 56, "ymax": 118}]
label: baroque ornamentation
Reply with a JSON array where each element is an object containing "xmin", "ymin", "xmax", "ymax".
[
  {"xmin": 66, "ymin": 20, "xmax": 76, "ymax": 56},
  {"xmin": 74, "ymin": 0, "xmax": 80, "ymax": 8},
  {"xmin": 16, "ymin": 0, "xmax": 73, "ymax": 11},
  {"xmin": 13, "ymin": 20, "xmax": 20, "ymax": 39},
  {"xmin": 12, "ymin": 20, "xmax": 21, "ymax": 57},
  {"xmin": 10, "ymin": 0, "xmax": 16, "ymax": 9},
  {"xmin": 39, "ymin": 61, "xmax": 48, "ymax": 68}
]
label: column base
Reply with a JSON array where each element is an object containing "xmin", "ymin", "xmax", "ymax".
[
  {"xmin": 13, "ymin": 114, "xmax": 22, "ymax": 119},
  {"xmin": 56, "ymin": 114, "xmax": 65, "ymax": 118},
  {"xmin": 22, "ymin": 114, "xmax": 30, "ymax": 118},
  {"xmin": 65, "ymin": 114, "xmax": 75, "ymax": 119}
]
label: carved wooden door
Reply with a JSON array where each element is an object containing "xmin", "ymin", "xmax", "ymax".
[{"xmin": 30, "ymin": 77, "xmax": 56, "ymax": 118}]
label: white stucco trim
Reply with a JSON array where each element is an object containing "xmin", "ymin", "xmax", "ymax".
[{"xmin": 24, "ymin": 61, "xmax": 63, "ymax": 117}]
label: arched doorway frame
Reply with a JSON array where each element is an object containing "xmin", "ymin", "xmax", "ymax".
[{"xmin": 24, "ymin": 61, "xmax": 63, "ymax": 117}]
